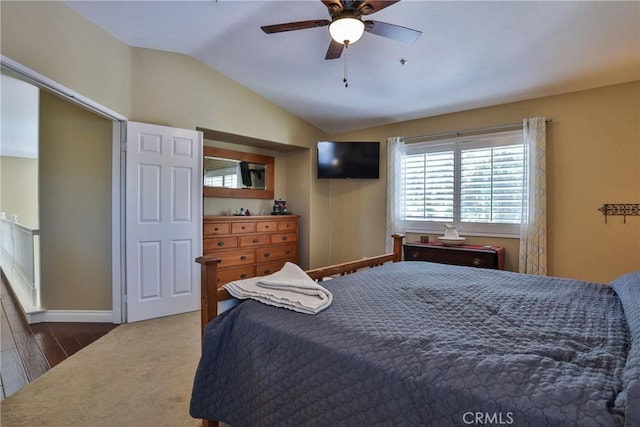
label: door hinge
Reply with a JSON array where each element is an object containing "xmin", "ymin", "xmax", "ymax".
[{"xmin": 121, "ymin": 140, "xmax": 127, "ymax": 152}]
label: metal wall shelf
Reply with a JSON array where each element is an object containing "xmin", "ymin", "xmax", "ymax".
[{"xmin": 597, "ymin": 203, "xmax": 639, "ymax": 223}]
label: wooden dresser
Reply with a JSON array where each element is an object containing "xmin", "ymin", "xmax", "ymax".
[
  {"xmin": 403, "ymin": 243, "xmax": 505, "ymax": 270},
  {"xmin": 203, "ymin": 215, "xmax": 299, "ymax": 287}
]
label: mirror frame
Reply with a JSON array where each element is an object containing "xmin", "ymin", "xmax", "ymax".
[{"xmin": 203, "ymin": 146, "xmax": 274, "ymax": 199}]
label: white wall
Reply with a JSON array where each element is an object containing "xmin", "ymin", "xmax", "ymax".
[
  {"xmin": 0, "ymin": 73, "xmax": 39, "ymax": 228},
  {"xmin": 1, "ymin": 73, "xmax": 38, "ymax": 158}
]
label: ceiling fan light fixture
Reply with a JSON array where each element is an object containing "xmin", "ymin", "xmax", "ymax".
[{"xmin": 329, "ymin": 17, "xmax": 365, "ymax": 45}]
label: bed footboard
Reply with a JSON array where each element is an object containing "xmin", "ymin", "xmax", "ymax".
[
  {"xmin": 194, "ymin": 234, "xmax": 404, "ymax": 427},
  {"xmin": 306, "ymin": 234, "xmax": 405, "ymax": 280},
  {"xmin": 196, "ymin": 234, "xmax": 404, "ymax": 325},
  {"xmin": 194, "ymin": 256, "xmax": 221, "ymax": 341}
]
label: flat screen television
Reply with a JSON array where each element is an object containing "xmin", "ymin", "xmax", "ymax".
[
  {"xmin": 239, "ymin": 161, "xmax": 252, "ymax": 187},
  {"xmin": 317, "ymin": 141, "xmax": 380, "ymax": 179}
]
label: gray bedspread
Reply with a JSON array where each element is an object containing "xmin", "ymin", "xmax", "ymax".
[{"xmin": 190, "ymin": 262, "xmax": 639, "ymax": 426}]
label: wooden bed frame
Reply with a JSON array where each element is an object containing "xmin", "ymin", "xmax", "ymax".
[{"xmin": 194, "ymin": 233, "xmax": 405, "ymax": 427}]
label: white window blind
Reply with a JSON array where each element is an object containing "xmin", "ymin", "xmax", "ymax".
[
  {"xmin": 460, "ymin": 145, "xmax": 524, "ymax": 223},
  {"xmin": 204, "ymin": 167, "xmax": 238, "ymax": 188},
  {"xmin": 403, "ymin": 130, "xmax": 524, "ymax": 236},
  {"xmin": 404, "ymin": 151, "xmax": 454, "ymax": 221}
]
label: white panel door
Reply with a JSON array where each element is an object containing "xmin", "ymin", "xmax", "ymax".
[{"xmin": 126, "ymin": 122, "xmax": 202, "ymax": 322}]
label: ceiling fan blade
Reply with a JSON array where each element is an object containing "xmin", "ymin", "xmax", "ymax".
[
  {"xmin": 364, "ymin": 20, "xmax": 421, "ymax": 43},
  {"xmin": 322, "ymin": 0, "xmax": 343, "ymax": 16},
  {"xmin": 261, "ymin": 19, "xmax": 330, "ymax": 34},
  {"xmin": 357, "ymin": 1, "xmax": 400, "ymax": 16},
  {"xmin": 325, "ymin": 39, "xmax": 344, "ymax": 60}
]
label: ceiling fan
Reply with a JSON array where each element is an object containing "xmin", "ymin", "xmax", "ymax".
[{"xmin": 261, "ymin": 0, "xmax": 422, "ymax": 60}]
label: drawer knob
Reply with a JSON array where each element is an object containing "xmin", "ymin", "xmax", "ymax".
[
  {"xmin": 285, "ymin": 250, "xmax": 290, "ymax": 255},
  {"xmin": 242, "ymin": 226, "xmax": 246, "ymax": 230},
  {"xmin": 240, "ymin": 274, "xmax": 247, "ymax": 279},
  {"xmin": 214, "ymin": 227, "xmax": 219, "ymax": 231},
  {"xmin": 263, "ymin": 269, "xmax": 271, "ymax": 274},
  {"xmin": 473, "ymin": 258, "xmax": 481, "ymax": 266},
  {"xmin": 282, "ymin": 236, "xmax": 287, "ymax": 241},
  {"xmin": 253, "ymin": 238, "xmax": 259, "ymax": 244},
  {"xmin": 264, "ymin": 253, "xmax": 270, "ymax": 258},
  {"xmin": 217, "ymin": 241, "xmax": 225, "ymax": 247},
  {"xmin": 240, "ymin": 255, "xmax": 247, "ymax": 261}
]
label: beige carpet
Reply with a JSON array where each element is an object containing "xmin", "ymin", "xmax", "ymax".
[{"xmin": 1, "ymin": 311, "xmax": 203, "ymax": 427}]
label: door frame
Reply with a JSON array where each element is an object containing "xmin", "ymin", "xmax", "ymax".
[
  {"xmin": 1, "ymin": 55, "xmax": 128, "ymax": 323},
  {"xmin": 112, "ymin": 121, "xmax": 126, "ymax": 323}
]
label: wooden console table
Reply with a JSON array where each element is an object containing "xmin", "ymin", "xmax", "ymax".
[{"xmin": 403, "ymin": 242, "xmax": 505, "ymax": 270}]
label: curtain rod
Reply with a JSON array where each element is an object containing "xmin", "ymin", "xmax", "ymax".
[{"xmin": 404, "ymin": 119, "xmax": 553, "ymax": 143}]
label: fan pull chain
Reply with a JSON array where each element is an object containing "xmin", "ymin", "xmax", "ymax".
[{"xmin": 343, "ymin": 45, "xmax": 349, "ymax": 88}]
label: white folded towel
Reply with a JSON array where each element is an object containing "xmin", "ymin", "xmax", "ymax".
[{"xmin": 223, "ymin": 262, "xmax": 333, "ymax": 315}]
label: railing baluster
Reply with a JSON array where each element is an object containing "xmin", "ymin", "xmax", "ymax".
[{"xmin": 0, "ymin": 212, "xmax": 41, "ymax": 311}]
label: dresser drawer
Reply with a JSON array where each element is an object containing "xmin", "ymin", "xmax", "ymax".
[
  {"xmin": 271, "ymin": 232, "xmax": 297, "ymax": 244},
  {"xmin": 277, "ymin": 220, "xmax": 298, "ymax": 232},
  {"xmin": 239, "ymin": 233, "xmax": 271, "ymax": 247},
  {"xmin": 403, "ymin": 244, "xmax": 501, "ymax": 269},
  {"xmin": 232, "ymin": 222, "xmax": 256, "ymax": 234},
  {"xmin": 217, "ymin": 266, "xmax": 256, "ymax": 286},
  {"xmin": 257, "ymin": 259, "xmax": 296, "ymax": 276},
  {"xmin": 216, "ymin": 248, "xmax": 255, "ymax": 269},
  {"xmin": 203, "ymin": 222, "xmax": 230, "ymax": 236},
  {"xmin": 202, "ymin": 215, "xmax": 299, "ymax": 285},
  {"xmin": 256, "ymin": 244, "xmax": 297, "ymax": 262},
  {"xmin": 256, "ymin": 221, "xmax": 278, "ymax": 232},
  {"xmin": 203, "ymin": 236, "xmax": 238, "ymax": 252}
]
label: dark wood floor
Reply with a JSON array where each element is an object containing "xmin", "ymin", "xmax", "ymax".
[{"xmin": 0, "ymin": 273, "xmax": 118, "ymax": 400}]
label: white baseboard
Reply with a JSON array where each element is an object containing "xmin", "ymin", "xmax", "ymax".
[
  {"xmin": 4, "ymin": 263, "xmax": 115, "ymax": 324},
  {"xmin": 28, "ymin": 310, "xmax": 114, "ymax": 324}
]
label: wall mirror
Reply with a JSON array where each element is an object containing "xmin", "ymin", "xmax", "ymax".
[{"xmin": 203, "ymin": 146, "xmax": 274, "ymax": 199}]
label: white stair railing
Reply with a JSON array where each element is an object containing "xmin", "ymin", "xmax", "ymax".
[{"xmin": 0, "ymin": 212, "xmax": 41, "ymax": 311}]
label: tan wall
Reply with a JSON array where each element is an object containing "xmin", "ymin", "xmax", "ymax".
[
  {"xmin": 283, "ymin": 149, "xmax": 314, "ymax": 269},
  {"xmin": 0, "ymin": 156, "xmax": 39, "ymax": 229},
  {"xmin": 39, "ymin": 91, "xmax": 113, "ymax": 310},
  {"xmin": 129, "ymin": 48, "xmax": 325, "ymax": 149},
  {"xmin": 330, "ymin": 81, "xmax": 640, "ymax": 283},
  {"xmin": 3, "ymin": 1, "xmax": 637, "ymax": 295},
  {"xmin": 0, "ymin": 3, "xmax": 326, "ymax": 149},
  {"xmin": 0, "ymin": 1, "xmax": 327, "ymax": 310},
  {"xmin": 0, "ymin": 1, "xmax": 132, "ymax": 117}
]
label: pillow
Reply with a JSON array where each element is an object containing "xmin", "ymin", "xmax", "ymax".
[
  {"xmin": 610, "ymin": 271, "xmax": 640, "ymax": 424},
  {"xmin": 611, "ymin": 271, "xmax": 640, "ymax": 341}
]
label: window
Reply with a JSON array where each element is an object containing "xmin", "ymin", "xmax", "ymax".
[
  {"xmin": 204, "ymin": 166, "xmax": 238, "ymax": 188},
  {"xmin": 402, "ymin": 130, "xmax": 524, "ymax": 237}
]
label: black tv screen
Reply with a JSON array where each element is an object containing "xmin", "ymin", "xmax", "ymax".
[
  {"xmin": 239, "ymin": 161, "xmax": 252, "ymax": 187},
  {"xmin": 317, "ymin": 141, "xmax": 380, "ymax": 179}
]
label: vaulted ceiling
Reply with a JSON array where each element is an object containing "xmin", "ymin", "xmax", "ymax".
[{"xmin": 66, "ymin": 1, "xmax": 640, "ymax": 134}]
